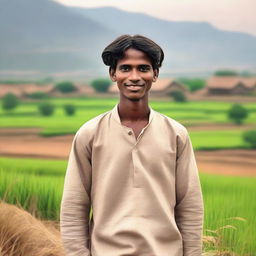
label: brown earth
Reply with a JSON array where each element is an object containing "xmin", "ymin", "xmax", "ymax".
[
  {"xmin": 187, "ymin": 123, "xmax": 256, "ymax": 131},
  {"xmin": 0, "ymin": 128, "xmax": 255, "ymax": 177}
]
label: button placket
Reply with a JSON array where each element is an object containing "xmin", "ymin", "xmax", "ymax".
[{"xmin": 132, "ymin": 147, "xmax": 140, "ymax": 188}]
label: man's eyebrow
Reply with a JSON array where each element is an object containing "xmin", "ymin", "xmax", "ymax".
[
  {"xmin": 119, "ymin": 64, "xmax": 130, "ymax": 67},
  {"xmin": 119, "ymin": 64, "xmax": 151, "ymax": 67},
  {"xmin": 138, "ymin": 64, "xmax": 151, "ymax": 67}
]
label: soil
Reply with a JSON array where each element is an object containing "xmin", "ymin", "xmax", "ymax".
[{"xmin": 0, "ymin": 128, "xmax": 255, "ymax": 177}]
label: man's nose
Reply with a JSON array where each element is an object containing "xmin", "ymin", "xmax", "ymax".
[{"xmin": 129, "ymin": 69, "xmax": 140, "ymax": 82}]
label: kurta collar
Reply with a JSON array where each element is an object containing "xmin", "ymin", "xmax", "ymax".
[{"xmin": 111, "ymin": 103, "xmax": 154, "ymax": 125}]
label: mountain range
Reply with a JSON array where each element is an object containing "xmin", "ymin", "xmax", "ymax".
[{"xmin": 0, "ymin": 0, "xmax": 255, "ymax": 79}]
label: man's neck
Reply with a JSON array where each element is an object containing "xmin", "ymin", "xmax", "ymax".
[{"xmin": 117, "ymin": 99, "xmax": 150, "ymax": 122}]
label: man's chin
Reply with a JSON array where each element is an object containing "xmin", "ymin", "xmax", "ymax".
[
  {"xmin": 125, "ymin": 95, "xmax": 141, "ymax": 102},
  {"xmin": 129, "ymin": 98, "xmax": 141, "ymax": 102}
]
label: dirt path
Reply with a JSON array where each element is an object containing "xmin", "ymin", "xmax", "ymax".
[
  {"xmin": 0, "ymin": 128, "xmax": 255, "ymax": 177},
  {"xmin": 187, "ymin": 123, "xmax": 256, "ymax": 131}
]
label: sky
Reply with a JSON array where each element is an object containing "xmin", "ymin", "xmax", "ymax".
[{"xmin": 55, "ymin": 0, "xmax": 256, "ymax": 36}]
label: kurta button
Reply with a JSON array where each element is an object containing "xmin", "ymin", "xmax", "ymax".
[{"xmin": 128, "ymin": 131, "xmax": 132, "ymax": 135}]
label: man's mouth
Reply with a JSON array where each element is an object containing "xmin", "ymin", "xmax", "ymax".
[{"xmin": 125, "ymin": 84, "xmax": 144, "ymax": 91}]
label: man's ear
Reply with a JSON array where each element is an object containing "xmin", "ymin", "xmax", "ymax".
[
  {"xmin": 109, "ymin": 67, "xmax": 116, "ymax": 82},
  {"xmin": 152, "ymin": 69, "xmax": 159, "ymax": 82}
]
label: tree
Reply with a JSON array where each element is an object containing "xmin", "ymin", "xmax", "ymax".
[
  {"xmin": 243, "ymin": 130, "xmax": 256, "ymax": 148},
  {"xmin": 91, "ymin": 78, "xmax": 111, "ymax": 92},
  {"xmin": 228, "ymin": 104, "xmax": 248, "ymax": 125},
  {"xmin": 177, "ymin": 78, "xmax": 205, "ymax": 92},
  {"xmin": 214, "ymin": 70, "xmax": 239, "ymax": 76},
  {"xmin": 63, "ymin": 104, "xmax": 76, "ymax": 116},
  {"xmin": 2, "ymin": 93, "xmax": 19, "ymax": 111},
  {"xmin": 38, "ymin": 102, "xmax": 55, "ymax": 116},
  {"xmin": 26, "ymin": 92, "xmax": 49, "ymax": 99},
  {"xmin": 55, "ymin": 81, "xmax": 76, "ymax": 93},
  {"xmin": 169, "ymin": 90, "xmax": 187, "ymax": 102}
]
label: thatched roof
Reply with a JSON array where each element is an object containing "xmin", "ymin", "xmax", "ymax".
[
  {"xmin": 0, "ymin": 83, "xmax": 54, "ymax": 97},
  {"xmin": 207, "ymin": 76, "xmax": 256, "ymax": 89}
]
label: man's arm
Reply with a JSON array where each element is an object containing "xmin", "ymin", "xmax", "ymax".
[
  {"xmin": 175, "ymin": 130, "xmax": 204, "ymax": 256},
  {"xmin": 60, "ymin": 130, "xmax": 92, "ymax": 256}
]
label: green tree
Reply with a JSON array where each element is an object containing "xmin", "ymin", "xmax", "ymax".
[
  {"xmin": 26, "ymin": 92, "xmax": 49, "ymax": 99},
  {"xmin": 55, "ymin": 81, "xmax": 76, "ymax": 93},
  {"xmin": 63, "ymin": 104, "xmax": 76, "ymax": 116},
  {"xmin": 169, "ymin": 90, "xmax": 187, "ymax": 102},
  {"xmin": 214, "ymin": 70, "xmax": 239, "ymax": 76},
  {"xmin": 228, "ymin": 104, "xmax": 248, "ymax": 125},
  {"xmin": 243, "ymin": 130, "xmax": 256, "ymax": 148},
  {"xmin": 38, "ymin": 102, "xmax": 55, "ymax": 116},
  {"xmin": 91, "ymin": 78, "xmax": 111, "ymax": 92},
  {"xmin": 2, "ymin": 93, "xmax": 19, "ymax": 111},
  {"xmin": 178, "ymin": 78, "xmax": 205, "ymax": 92}
]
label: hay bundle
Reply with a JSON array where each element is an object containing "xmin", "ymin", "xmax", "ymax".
[{"xmin": 0, "ymin": 202, "xmax": 64, "ymax": 256}]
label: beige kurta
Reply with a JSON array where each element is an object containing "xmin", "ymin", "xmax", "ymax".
[{"xmin": 60, "ymin": 104, "xmax": 204, "ymax": 256}]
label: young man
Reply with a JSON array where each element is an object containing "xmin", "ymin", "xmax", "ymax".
[{"xmin": 60, "ymin": 34, "xmax": 204, "ymax": 256}]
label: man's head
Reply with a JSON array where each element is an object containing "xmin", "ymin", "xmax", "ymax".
[
  {"xmin": 102, "ymin": 34, "xmax": 164, "ymax": 72},
  {"xmin": 102, "ymin": 35, "xmax": 164, "ymax": 102}
]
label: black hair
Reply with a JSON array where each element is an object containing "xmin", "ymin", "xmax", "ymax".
[{"xmin": 101, "ymin": 34, "xmax": 164, "ymax": 71}]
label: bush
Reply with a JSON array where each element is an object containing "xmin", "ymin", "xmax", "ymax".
[
  {"xmin": 2, "ymin": 93, "xmax": 19, "ymax": 111},
  {"xmin": 38, "ymin": 102, "xmax": 55, "ymax": 116},
  {"xmin": 63, "ymin": 104, "xmax": 76, "ymax": 116},
  {"xmin": 214, "ymin": 70, "xmax": 239, "ymax": 76},
  {"xmin": 26, "ymin": 92, "xmax": 49, "ymax": 99},
  {"xmin": 178, "ymin": 78, "xmax": 205, "ymax": 92},
  {"xmin": 55, "ymin": 81, "xmax": 76, "ymax": 93},
  {"xmin": 228, "ymin": 104, "xmax": 248, "ymax": 125},
  {"xmin": 169, "ymin": 90, "xmax": 187, "ymax": 102},
  {"xmin": 91, "ymin": 78, "xmax": 111, "ymax": 92},
  {"xmin": 243, "ymin": 130, "xmax": 256, "ymax": 148}
]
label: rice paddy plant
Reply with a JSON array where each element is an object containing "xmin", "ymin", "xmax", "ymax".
[
  {"xmin": 200, "ymin": 173, "xmax": 256, "ymax": 255},
  {"xmin": 0, "ymin": 169, "xmax": 64, "ymax": 220},
  {"xmin": 1, "ymin": 98, "xmax": 256, "ymax": 136},
  {"xmin": 0, "ymin": 157, "xmax": 255, "ymax": 254},
  {"xmin": 190, "ymin": 130, "xmax": 247, "ymax": 150},
  {"xmin": 0, "ymin": 157, "xmax": 66, "ymax": 177}
]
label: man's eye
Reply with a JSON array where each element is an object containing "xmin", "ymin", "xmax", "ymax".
[
  {"xmin": 120, "ymin": 66, "xmax": 129, "ymax": 71},
  {"xmin": 139, "ymin": 66, "xmax": 150, "ymax": 72}
]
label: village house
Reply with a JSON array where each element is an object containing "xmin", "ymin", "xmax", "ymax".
[
  {"xmin": 206, "ymin": 76, "xmax": 256, "ymax": 95},
  {"xmin": 108, "ymin": 78, "xmax": 188, "ymax": 97},
  {"xmin": 0, "ymin": 83, "xmax": 95, "ymax": 98},
  {"xmin": 0, "ymin": 83, "xmax": 54, "ymax": 98}
]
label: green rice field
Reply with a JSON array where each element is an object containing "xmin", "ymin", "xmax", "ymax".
[
  {"xmin": 0, "ymin": 157, "xmax": 255, "ymax": 255},
  {"xmin": 0, "ymin": 97, "xmax": 256, "ymax": 254},
  {"xmin": 0, "ymin": 97, "xmax": 256, "ymax": 137}
]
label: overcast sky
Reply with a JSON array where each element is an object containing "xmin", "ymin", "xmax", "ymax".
[{"xmin": 55, "ymin": 0, "xmax": 256, "ymax": 36}]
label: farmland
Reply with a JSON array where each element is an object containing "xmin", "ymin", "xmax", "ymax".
[
  {"xmin": 0, "ymin": 97, "xmax": 256, "ymax": 255},
  {"xmin": 0, "ymin": 97, "xmax": 256, "ymax": 136},
  {"xmin": 0, "ymin": 157, "xmax": 255, "ymax": 255}
]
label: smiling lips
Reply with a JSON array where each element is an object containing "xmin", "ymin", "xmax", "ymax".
[{"xmin": 125, "ymin": 84, "xmax": 144, "ymax": 91}]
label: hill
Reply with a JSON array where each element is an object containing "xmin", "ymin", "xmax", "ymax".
[{"xmin": 0, "ymin": 1, "xmax": 256, "ymax": 79}]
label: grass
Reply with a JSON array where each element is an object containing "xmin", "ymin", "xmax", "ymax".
[
  {"xmin": 190, "ymin": 130, "xmax": 249, "ymax": 150},
  {"xmin": 0, "ymin": 98, "xmax": 256, "ymax": 136},
  {"xmin": 0, "ymin": 157, "xmax": 255, "ymax": 255},
  {"xmin": 0, "ymin": 157, "xmax": 66, "ymax": 220},
  {"xmin": 200, "ymin": 173, "xmax": 256, "ymax": 255}
]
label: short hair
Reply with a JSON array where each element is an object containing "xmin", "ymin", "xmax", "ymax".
[{"xmin": 101, "ymin": 34, "xmax": 164, "ymax": 71}]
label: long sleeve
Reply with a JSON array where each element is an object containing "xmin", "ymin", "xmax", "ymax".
[
  {"xmin": 60, "ymin": 130, "xmax": 92, "ymax": 256},
  {"xmin": 174, "ymin": 130, "xmax": 204, "ymax": 256}
]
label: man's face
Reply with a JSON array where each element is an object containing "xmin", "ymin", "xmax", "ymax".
[{"xmin": 110, "ymin": 48, "xmax": 158, "ymax": 102}]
